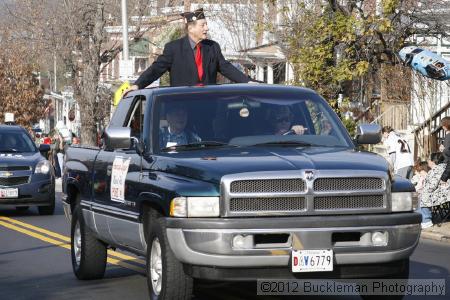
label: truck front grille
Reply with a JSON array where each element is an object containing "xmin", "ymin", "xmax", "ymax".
[
  {"xmin": 230, "ymin": 197, "xmax": 306, "ymax": 212},
  {"xmin": 222, "ymin": 171, "xmax": 388, "ymax": 217},
  {"xmin": 314, "ymin": 195, "xmax": 385, "ymax": 210},
  {"xmin": 230, "ymin": 179, "xmax": 306, "ymax": 193},
  {"xmin": 0, "ymin": 176, "xmax": 30, "ymax": 186},
  {"xmin": 313, "ymin": 178, "xmax": 383, "ymax": 192}
]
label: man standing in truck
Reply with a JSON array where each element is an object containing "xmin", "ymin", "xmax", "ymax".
[{"xmin": 123, "ymin": 8, "xmax": 253, "ymax": 95}]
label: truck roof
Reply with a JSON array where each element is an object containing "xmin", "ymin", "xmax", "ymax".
[{"xmin": 125, "ymin": 84, "xmax": 319, "ymax": 99}]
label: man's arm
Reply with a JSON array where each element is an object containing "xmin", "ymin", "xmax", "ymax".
[
  {"xmin": 214, "ymin": 42, "xmax": 250, "ymax": 83},
  {"xmin": 134, "ymin": 43, "xmax": 174, "ymax": 89}
]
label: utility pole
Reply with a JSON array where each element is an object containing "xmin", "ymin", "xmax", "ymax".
[
  {"xmin": 122, "ymin": 0, "xmax": 129, "ymax": 61},
  {"xmin": 120, "ymin": 0, "xmax": 132, "ymax": 80}
]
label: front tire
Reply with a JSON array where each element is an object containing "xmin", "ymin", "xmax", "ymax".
[
  {"xmin": 71, "ymin": 205, "xmax": 107, "ymax": 280},
  {"xmin": 38, "ymin": 192, "xmax": 55, "ymax": 215},
  {"xmin": 146, "ymin": 209, "xmax": 193, "ymax": 300}
]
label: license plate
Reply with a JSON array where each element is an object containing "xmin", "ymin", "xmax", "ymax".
[
  {"xmin": 0, "ymin": 188, "xmax": 19, "ymax": 198},
  {"xmin": 292, "ymin": 249, "xmax": 333, "ymax": 272}
]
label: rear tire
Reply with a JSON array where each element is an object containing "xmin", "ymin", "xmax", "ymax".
[
  {"xmin": 71, "ymin": 205, "xmax": 107, "ymax": 280},
  {"xmin": 360, "ymin": 259, "xmax": 410, "ymax": 300},
  {"xmin": 146, "ymin": 209, "xmax": 193, "ymax": 300},
  {"xmin": 38, "ymin": 192, "xmax": 55, "ymax": 215}
]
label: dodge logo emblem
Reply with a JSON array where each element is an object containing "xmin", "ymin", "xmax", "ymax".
[{"xmin": 305, "ymin": 170, "xmax": 315, "ymax": 181}]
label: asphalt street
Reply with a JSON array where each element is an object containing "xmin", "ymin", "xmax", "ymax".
[{"xmin": 1, "ymin": 191, "xmax": 449, "ymax": 300}]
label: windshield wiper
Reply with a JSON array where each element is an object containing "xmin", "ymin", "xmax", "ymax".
[
  {"xmin": 161, "ymin": 141, "xmax": 238, "ymax": 152},
  {"xmin": 250, "ymin": 141, "xmax": 315, "ymax": 147},
  {"xmin": 0, "ymin": 149, "xmax": 19, "ymax": 153}
]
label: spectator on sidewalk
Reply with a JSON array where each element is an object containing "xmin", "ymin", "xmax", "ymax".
[
  {"xmin": 411, "ymin": 161, "xmax": 429, "ymax": 200},
  {"xmin": 52, "ymin": 131, "xmax": 65, "ymax": 178},
  {"xmin": 421, "ymin": 152, "xmax": 448, "ymax": 229},
  {"xmin": 382, "ymin": 126, "xmax": 414, "ymax": 179},
  {"xmin": 439, "ymin": 117, "xmax": 450, "ymax": 185}
]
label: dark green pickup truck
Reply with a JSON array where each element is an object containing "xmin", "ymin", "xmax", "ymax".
[{"xmin": 63, "ymin": 84, "xmax": 420, "ymax": 300}]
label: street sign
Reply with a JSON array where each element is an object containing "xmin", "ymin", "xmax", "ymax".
[{"xmin": 114, "ymin": 81, "xmax": 130, "ymax": 106}]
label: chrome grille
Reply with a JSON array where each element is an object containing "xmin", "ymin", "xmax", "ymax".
[
  {"xmin": 314, "ymin": 178, "xmax": 383, "ymax": 192},
  {"xmin": 0, "ymin": 176, "xmax": 29, "ymax": 186},
  {"xmin": 230, "ymin": 197, "xmax": 306, "ymax": 212},
  {"xmin": 230, "ymin": 179, "xmax": 306, "ymax": 193},
  {"xmin": 314, "ymin": 195, "xmax": 384, "ymax": 210}
]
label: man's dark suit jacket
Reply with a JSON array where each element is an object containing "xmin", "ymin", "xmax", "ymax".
[{"xmin": 134, "ymin": 35, "xmax": 250, "ymax": 88}]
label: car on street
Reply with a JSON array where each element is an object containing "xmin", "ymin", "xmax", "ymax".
[
  {"xmin": 0, "ymin": 124, "xmax": 55, "ymax": 215},
  {"xmin": 62, "ymin": 84, "xmax": 421, "ymax": 300}
]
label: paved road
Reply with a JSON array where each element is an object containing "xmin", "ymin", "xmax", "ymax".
[{"xmin": 1, "ymin": 191, "xmax": 449, "ymax": 300}]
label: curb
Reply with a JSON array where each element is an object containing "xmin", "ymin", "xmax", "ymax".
[{"xmin": 420, "ymin": 231, "xmax": 450, "ymax": 244}]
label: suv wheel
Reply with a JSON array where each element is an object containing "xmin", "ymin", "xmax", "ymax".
[
  {"xmin": 146, "ymin": 209, "xmax": 193, "ymax": 300},
  {"xmin": 71, "ymin": 205, "xmax": 107, "ymax": 280},
  {"xmin": 38, "ymin": 192, "xmax": 55, "ymax": 215}
]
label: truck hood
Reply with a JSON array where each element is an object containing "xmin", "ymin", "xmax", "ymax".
[
  {"xmin": 154, "ymin": 146, "xmax": 389, "ymax": 184},
  {"xmin": 0, "ymin": 152, "xmax": 44, "ymax": 167}
]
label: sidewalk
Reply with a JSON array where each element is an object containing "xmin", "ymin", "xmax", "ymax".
[{"xmin": 420, "ymin": 221, "xmax": 450, "ymax": 243}]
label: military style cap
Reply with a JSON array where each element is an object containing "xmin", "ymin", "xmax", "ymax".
[{"xmin": 181, "ymin": 8, "xmax": 206, "ymax": 23}]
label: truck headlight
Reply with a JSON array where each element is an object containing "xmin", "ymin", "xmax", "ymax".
[
  {"xmin": 170, "ymin": 197, "xmax": 220, "ymax": 217},
  {"xmin": 35, "ymin": 160, "xmax": 51, "ymax": 174},
  {"xmin": 391, "ymin": 192, "xmax": 418, "ymax": 212}
]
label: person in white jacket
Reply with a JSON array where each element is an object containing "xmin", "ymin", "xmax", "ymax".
[{"xmin": 382, "ymin": 126, "xmax": 414, "ymax": 179}]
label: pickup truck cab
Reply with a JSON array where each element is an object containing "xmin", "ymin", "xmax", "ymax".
[{"xmin": 63, "ymin": 84, "xmax": 420, "ymax": 300}]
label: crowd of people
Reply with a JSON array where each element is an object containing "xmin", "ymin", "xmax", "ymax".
[
  {"xmin": 384, "ymin": 117, "xmax": 450, "ymax": 230},
  {"xmin": 31, "ymin": 129, "xmax": 80, "ymax": 179}
]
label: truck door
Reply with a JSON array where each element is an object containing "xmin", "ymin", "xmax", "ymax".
[{"xmin": 104, "ymin": 96, "xmax": 146, "ymax": 250}]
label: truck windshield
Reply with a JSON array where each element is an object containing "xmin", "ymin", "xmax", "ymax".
[
  {"xmin": 0, "ymin": 131, "xmax": 37, "ymax": 153},
  {"xmin": 154, "ymin": 92, "xmax": 354, "ymax": 151}
]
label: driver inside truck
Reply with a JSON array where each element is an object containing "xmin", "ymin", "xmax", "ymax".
[
  {"xmin": 267, "ymin": 106, "xmax": 306, "ymax": 135},
  {"xmin": 160, "ymin": 102, "xmax": 201, "ymax": 149}
]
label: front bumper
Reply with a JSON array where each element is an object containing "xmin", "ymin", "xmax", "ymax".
[
  {"xmin": 0, "ymin": 178, "xmax": 54, "ymax": 207},
  {"xmin": 166, "ymin": 212, "xmax": 421, "ymax": 278}
]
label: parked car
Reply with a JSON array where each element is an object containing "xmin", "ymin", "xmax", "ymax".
[
  {"xmin": 0, "ymin": 124, "xmax": 55, "ymax": 215},
  {"xmin": 62, "ymin": 85, "xmax": 420, "ymax": 300}
]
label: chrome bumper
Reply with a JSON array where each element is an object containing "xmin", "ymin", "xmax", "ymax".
[{"xmin": 166, "ymin": 223, "xmax": 420, "ymax": 268}]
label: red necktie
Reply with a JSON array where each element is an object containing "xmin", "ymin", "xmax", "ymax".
[{"xmin": 195, "ymin": 43, "xmax": 203, "ymax": 83}]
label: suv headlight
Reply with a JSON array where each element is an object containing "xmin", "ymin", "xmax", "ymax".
[
  {"xmin": 170, "ymin": 197, "xmax": 220, "ymax": 217},
  {"xmin": 35, "ymin": 160, "xmax": 51, "ymax": 174},
  {"xmin": 391, "ymin": 192, "xmax": 418, "ymax": 212}
]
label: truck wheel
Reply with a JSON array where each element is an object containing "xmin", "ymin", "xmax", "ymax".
[
  {"xmin": 38, "ymin": 192, "xmax": 55, "ymax": 215},
  {"xmin": 360, "ymin": 259, "xmax": 410, "ymax": 300},
  {"xmin": 146, "ymin": 210, "xmax": 193, "ymax": 300},
  {"xmin": 71, "ymin": 205, "xmax": 107, "ymax": 280}
]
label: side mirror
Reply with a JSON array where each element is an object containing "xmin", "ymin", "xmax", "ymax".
[
  {"xmin": 104, "ymin": 127, "xmax": 132, "ymax": 150},
  {"xmin": 355, "ymin": 124, "xmax": 382, "ymax": 145},
  {"xmin": 39, "ymin": 144, "xmax": 51, "ymax": 152}
]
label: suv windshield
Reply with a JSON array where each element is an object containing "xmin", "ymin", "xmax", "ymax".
[
  {"xmin": 0, "ymin": 131, "xmax": 37, "ymax": 153},
  {"xmin": 154, "ymin": 91, "xmax": 353, "ymax": 152}
]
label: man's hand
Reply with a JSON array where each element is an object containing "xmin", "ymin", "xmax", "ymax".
[
  {"xmin": 291, "ymin": 125, "xmax": 306, "ymax": 135},
  {"xmin": 440, "ymin": 180, "xmax": 448, "ymax": 187},
  {"xmin": 122, "ymin": 85, "xmax": 139, "ymax": 97}
]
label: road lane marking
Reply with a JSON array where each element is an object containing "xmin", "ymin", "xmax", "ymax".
[
  {"xmin": 0, "ymin": 216, "xmax": 146, "ymax": 266},
  {"xmin": 0, "ymin": 218, "xmax": 145, "ymax": 273}
]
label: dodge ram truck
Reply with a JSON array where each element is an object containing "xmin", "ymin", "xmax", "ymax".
[{"xmin": 62, "ymin": 84, "xmax": 420, "ymax": 300}]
